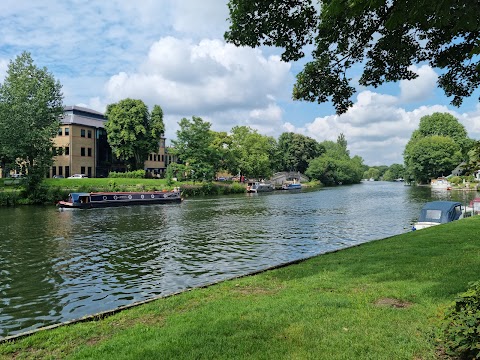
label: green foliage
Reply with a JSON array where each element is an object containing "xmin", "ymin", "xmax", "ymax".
[
  {"xmin": 0, "ymin": 52, "xmax": 64, "ymax": 192},
  {"xmin": 448, "ymin": 176, "xmax": 462, "ymax": 185},
  {"xmin": 172, "ymin": 116, "xmax": 218, "ymax": 182},
  {"xmin": 0, "ymin": 191, "xmax": 18, "ymax": 206},
  {"xmin": 441, "ymin": 281, "xmax": 480, "ymax": 359},
  {"xmin": 363, "ymin": 168, "xmax": 380, "ymax": 181},
  {"xmin": 108, "ymin": 170, "xmax": 146, "ymax": 179},
  {"xmin": 180, "ymin": 182, "xmax": 245, "ymax": 197},
  {"xmin": 105, "ymin": 99, "xmax": 164, "ymax": 170},
  {"xmin": 382, "ymin": 164, "xmax": 405, "ymax": 181},
  {"xmin": 227, "ymin": 126, "xmax": 277, "ymax": 179},
  {"xmin": 226, "ymin": 0, "xmax": 480, "ymax": 114},
  {"xmin": 277, "ymin": 132, "xmax": 324, "ymax": 173},
  {"xmin": 306, "ymin": 137, "xmax": 364, "ymax": 185},
  {"xmin": 405, "ymin": 135, "xmax": 462, "ymax": 184},
  {"xmin": 165, "ymin": 165, "xmax": 174, "ymax": 186}
]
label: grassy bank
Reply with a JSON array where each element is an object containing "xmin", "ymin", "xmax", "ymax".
[
  {"xmin": 0, "ymin": 178, "xmax": 247, "ymax": 205},
  {"xmin": 2, "ymin": 216, "xmax": 480, "ymax": 359}
]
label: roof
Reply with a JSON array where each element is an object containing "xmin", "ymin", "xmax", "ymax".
[{"xmin": 61, "ymin": 105, "xmax": 106, "ymax": 128}]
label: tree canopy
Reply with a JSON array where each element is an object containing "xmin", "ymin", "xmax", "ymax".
[
  {"xmin": 0, "ymin": 52, "xmax": 63, "ymax": 193},
  {"xmin": 225, "ymin": 0, "xmax": 480, "ymax": 114},
  {"xmin": 403, "ymin": 112, "xmax": 471, "ymax": 183},
  {"xmin": 305, "ymin": 135, "xmax": 364, "ymax": 185},
  {"xmin": 171, "ymin": 116, "xmax": 219, "ymax": 181},
  {"xmin": 277, "ymin": 132, "xmax": 324, "ymax": 173},
  {"xmin": 105, "ymin": 99, "xmax": 164, "ymax": 170}
]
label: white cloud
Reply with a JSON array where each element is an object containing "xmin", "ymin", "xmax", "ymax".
[
  {"xmin": 0, "ymin": 58, "xmax": 8, "ymax": 81},
  {"xmin": 99, "ymin": 37, "xmax": 292, "ymax": 140},
  {"xmin": 399, "ymin": 65, "xmax": 438, "ymax": 103}
]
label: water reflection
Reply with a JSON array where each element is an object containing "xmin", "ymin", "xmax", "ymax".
[{"xmin": 0, "ymin": 182, "xmax": 478, "ymax": 337}]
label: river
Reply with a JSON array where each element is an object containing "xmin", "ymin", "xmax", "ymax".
[{"xmin": 0, "ymin": 182, "xmax": 476, "ymax": 337}]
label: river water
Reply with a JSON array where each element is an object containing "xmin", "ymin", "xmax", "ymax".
[{"xmin": 0, "ymin": 182, "xmax": 476, "ymax": 337}]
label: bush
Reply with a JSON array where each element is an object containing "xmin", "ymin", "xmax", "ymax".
[
  {"xmin": 440, "ymin": 280, "xmax": 480, "ymax": 359},
  {"xmin": 448, "ymin": 176, "xmax": 462, "ymax": 185},
  {"xmin": 108, "ymin": 170, "xmax": 146, "ymax": 179}
]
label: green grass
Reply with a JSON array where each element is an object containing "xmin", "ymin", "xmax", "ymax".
[{"xmin": 2, "ymin": 216, "xmax": 480, "ymax": 359}]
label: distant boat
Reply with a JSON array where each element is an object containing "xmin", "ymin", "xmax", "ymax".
[
  {"xmin": 246, "ymin": 181, "xmax": 274, "ymax": 193},
  {"xmin": 430, "ymin": 177, "xmax": 452, "ymax": 190},
  {"xmin": 412, "ymin": 201, "xmax": 466, "ymax": 230},
  {"xmin": 282, "ymin": 180, "xmax": 302, "ymax": 190},
  {"xmin": 57, "ymin": 189, "xmax": 182, "ymax": 209}
]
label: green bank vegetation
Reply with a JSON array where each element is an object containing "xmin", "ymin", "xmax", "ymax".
[{"xmin": 2, "ymin": 216, "xmax": 480, "ymax": 359}]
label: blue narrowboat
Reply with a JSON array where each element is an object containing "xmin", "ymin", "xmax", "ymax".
[{"xmin": 57, "ymin": 189, "xmax": 182, "ymax": 209}]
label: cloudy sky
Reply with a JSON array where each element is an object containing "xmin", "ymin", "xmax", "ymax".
[{"xmin": 0, "ymin": 1, "xmax": 478, "ymax": 165}]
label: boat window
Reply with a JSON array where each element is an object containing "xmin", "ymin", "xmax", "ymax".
[{"xmin": 425, "ymin": 209, "xmax": 442, "ymax": 220}]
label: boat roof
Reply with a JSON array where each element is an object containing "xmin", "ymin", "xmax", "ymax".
[{"xmin": 418, "ymin": 201, "xmax": 462, "ymax": 224}]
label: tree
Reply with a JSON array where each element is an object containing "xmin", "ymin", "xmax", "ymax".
[
  {"xmin": 171, "ymin": 116, "xmax": 218, "ymax": 181},
  {"xmin": 105, "ymin": 99, "xmax": 163, "ymax": 170},
  {"xmin": 382, "ymin": 163, "xmax": 405, "ymax": 181},
  {"xmin": 227, "ymin": 126, "xmax": 276, "ymax": 179},
  {"xmin": 225, "ymin": 0, "xmax": 480, "ymax": 114},
  {"xmin": 0, "ymin": 52, "xmax": 64, "ymax": 194},
  {"xmin": 277, "ymin": 132, "xmax": 324, "ymax": 173},
  {"xmin": 416, "ymin": 112, "xmax": 473, "ymax": 156},
  {"xmin": 363, "ymin": 168, "xmax": 381, "ymax": 181},
  {"xmin": 404, "ymin": 112, "xmax": 472, "ymax": 182},
  {"xmin": 306, "ymin": 135, "xmax": 364, "ymax": 185},
  {"xmin": 404, "ymin": 135, "xmax": 462, "ymax": 184}
]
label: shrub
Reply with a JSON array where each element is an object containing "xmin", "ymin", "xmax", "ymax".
[
  {"xmin": 440, "ymin": 280, "xmax": 480, "ymax": 359},
  {"xmin": 108, "ymin": 170, "xmax": 146, "ymax": 179},
  {"xmin": 448, "ymin": 176, "xmax": 462, "ymax": 185}
]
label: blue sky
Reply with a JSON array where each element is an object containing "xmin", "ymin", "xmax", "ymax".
[{"xmin": 0, "ymin": 0, "xmax": 479, "ymax": 165}]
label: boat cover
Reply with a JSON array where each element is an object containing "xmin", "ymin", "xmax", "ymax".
[
  {"xmin": 70, "ymin": 193, "xmax": 91, "ymax": 202},
  {"xmin": 417, "ymin": 201, "xmax": 462, "ymax": 224}
]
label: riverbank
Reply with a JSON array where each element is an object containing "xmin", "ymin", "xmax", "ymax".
[
  {"xmin": 2, "ymin": 215, "xmax": 479, "ymax": 359},
  {"xmin": 0, "ymin": 177, "xmax": 323, "ymax": 206}
]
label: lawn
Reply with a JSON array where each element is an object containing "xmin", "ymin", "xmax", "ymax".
[{"xmin": 1, "ymin": 216, "xmax": 480, "ymax": 359}]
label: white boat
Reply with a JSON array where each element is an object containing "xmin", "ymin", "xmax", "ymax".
[
  {"xmin": 246, "ymin": 181, "xmax": 274, "ymax": 193},
  {"xmin": 430, "ymin": 177, "xmax": 451, "ymax": 190},
  {"xmin": 281, "ymin": 180, "xmax": 302, "ymax": 190},
  {"xmin": 412, "ymin": 201, "xmax": 467, "ymax": 230}
]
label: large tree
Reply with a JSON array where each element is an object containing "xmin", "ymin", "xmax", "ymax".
[
  {"xmin": 277, "ymin": 132, "xmax": 324, "ymax": 173},
  {"xmin": 403, "ymin": 112, "xmax": 472, "ymax": 183},
  {"xmin": 0, "ymin": 52, "xmax": 63, "ymax": 193},
  {"xmin": 225, "ymin": 0, "xmax": 480, "ymax": 114},
  {"xmin": 105, "ymin": 99, "xmax": 164, "ymax": 170},
  {"xmin": 227, "ymin": 126, "xmax": 276, "ymax": 179},
  {"xmin": 404, "ymin": 135, "xmax": 462, "ymax": 183},
  {"xmin": 171, "ymin": 116, "xmax": 219, "ymax": 181}
]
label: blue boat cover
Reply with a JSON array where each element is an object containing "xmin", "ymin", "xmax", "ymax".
[
  {"xmin": 70, "ymin": 193, "xmax": 91, "ymax": 202},
  {"xmin": 417, "ymin": 201, "xmax": 462, "ymax": 224}
]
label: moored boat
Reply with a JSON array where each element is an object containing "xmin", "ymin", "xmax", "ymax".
[
  {"xmin": 412, "ymin": 200, "xmax": 466, "ymax": 230},
  {"xmin": 57, "ymin": 188, "xmax": 182, "ymax": 209},
  {"xmin": 246, "ymin": 181, "xmax": 274, "ymax": 193},
  {"xmin": 281, "ymin": 181, "xmax": 302, "ymax": 190},
  {"xmin": 430, "ymin": 177, "xmax": 452, "ymax": 190}
]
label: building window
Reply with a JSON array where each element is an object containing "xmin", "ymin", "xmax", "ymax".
[
  {"xmin": 87, "ymin": 130, "xmax": 92, "ymax": 138},
  {"xmin": 81, "ymin": 129, "xmax": 86, "ymax": 137},
  {"xmin": 58, "ymin": 166, "xmax": 63, "ymax": 176},
  {"xmin": 81, "ymin": 147, "xmax": 86, "ymax": 156},
  {"xmin": 52, "ymin": 166, "xmax": 56, "ymax": 177},
  {"xmin": 65, "ymin": 127, "xmax": 69, "ymax": 136},
  {"xmin": 58, "ymin": 128, "xmax": 62, "ymax": 136},
  {"xmin": 149, "ymin": 154, "xmax": 152, "ymax": 161},
  {"xmin": 88, "ymin": 148, "xmax": 92, "ymax": 157},
  {"xmin": 161, "ymin": 155, "xmax": 164, "ymax": 162},
  {"xmin": 154, "ymin": 154, "xmax": 157, "ymax": 161},
  {"xmin": 87, "ymin": 167, "xmax": 92, "ymax": 178},
  {"xmin": 65, "ymin": 147, "xmax": 69, "ymax": 155},
  {"xmin": 81, "ymin": 166, "xmax": 85, "ymax": 175},
  {"xmin": 65, "ymin": 166, "xmax": 70, "ymax": 178}
]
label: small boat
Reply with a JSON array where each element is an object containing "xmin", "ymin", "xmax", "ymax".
[
  {"xmin": 430, "ymin": 177, "xmax": 452, "ymax": 190},
  {"xmin": 57, "ymin": 188, "xmax": 182, "ymax": 209},
  {"xmin": 281, "ymin": 180, "xmax": 302, "ymax": 190},
  {"xmin": 246, "ymin": 181, "xmax": 274, "ymax": 193},
  {"xmin": 412, "ymin": 201, "xmax": 466, "ymax": 230}
]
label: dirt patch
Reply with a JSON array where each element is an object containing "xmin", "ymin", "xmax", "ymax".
[
  {"xmin": 374, "ymin": 298, "xmax": 413, "ymax": 308},
  {"xmin": 232, "ymin": 285, "xmax": 278, "ymax": 296}
]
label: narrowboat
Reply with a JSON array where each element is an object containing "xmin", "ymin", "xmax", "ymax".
[{"xmin": 57, "ymin": 188, "xmax": 182, "ymax": 209}]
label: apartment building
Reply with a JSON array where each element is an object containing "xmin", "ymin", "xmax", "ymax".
[{"xmin": 51, "ymin": 106, "xmax": 171, "ymax": 178}]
